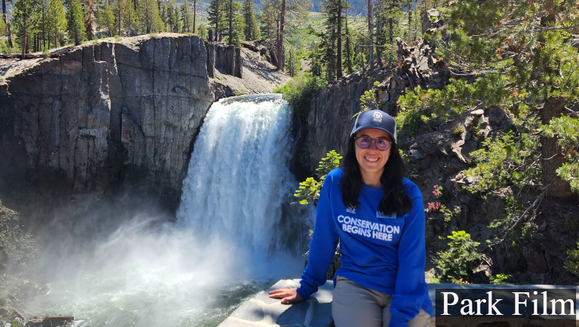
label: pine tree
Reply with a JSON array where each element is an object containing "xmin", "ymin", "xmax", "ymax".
[
  {"xmin": 197, "ymin": 22, "xmax": 207, "ymax": 39},
  {"xmin": 224, "ymin": 0, "xmax": 243, "ymax": 44},
  {"xmin": 259, "ymin": 0, "xmax": 277, "ymax": 41},
  {"xmin": 116, "ymin": 0, "xmax": 138, "ymax": 35},
  {"xmin": 37, "ymin": 0, "xmax": 49, "ymax": 50},
  {"xmin": 84, "ymin": 0, "xmax": 94, "ymax": 39},
  {"xmin": 162, "ymin": 0, "xmax": 180, "ymax": 32},
  {"xmin": 192, "ymin": 0, "xmax": 196, "ymax": 33},
  {"xmin": 67, "ymin": 0, "xmax": 85, "ymax": 44},
  {"xmin": 100, "ymin": 0, "xmax": 115, "ymax": 35},
  {"xmin": 139, "ymin": 0, "xmax": 163, "ymax": 33},
  {"xmin": 207, "ymin": 0, "xmax": 225, "ymax": 40},
  {"xmin": 180, "ymin": 0, "xmax": 192, "ymax": 32},
  {"xmin": 399, "ymin": 0, "xmax": 579, "ymax": 198},
  {"xmin": 274, "ymin": 0, "xmax": 310, "ymax": 70},
  {"xmin": 171, "ymin": 0, "xmax": 181, "ymax": 32},
  {"xmin": 321, "ymin": 0, "xmax": 349, "ymax": 79},
  {"xmin": 242, "ymin": 0, "xmax": 258, "ymax": 40},
  {"xmin": 47, "ymin": 0, "xmax": 67, "ymax": 47},
  {"xmin": 13, "ymin": 0, "xmax": 40, "ymax": 56}
]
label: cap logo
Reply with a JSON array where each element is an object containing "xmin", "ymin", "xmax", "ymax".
[{"xmin": 373, "ymin": 111, "xmax": 383, "ymax": 123}]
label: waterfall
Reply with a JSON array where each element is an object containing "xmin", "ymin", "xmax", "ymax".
[
  {"xmin": 177, "ymin": 94, "xmax": 301, "ymax": 255},
  {"xmin": 27, "ymin": 94, "xmax": 308, "ymax": 327}
]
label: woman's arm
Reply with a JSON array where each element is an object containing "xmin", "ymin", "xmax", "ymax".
[
  {"xmin": 389, "ymin": 183, "xmax": 428, "ymax": 326},
  {"xmin": 296, "ymin": 172, "xmax": 341, "ymax": 301},
  {"xmin": 268, "ymin": 287, "xmax": 303, "ymax": 304}
]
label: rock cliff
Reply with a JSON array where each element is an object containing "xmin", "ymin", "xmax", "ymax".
[{"xmin": 0, "ymin": 35, "xmax": 214, "ymax": 214}]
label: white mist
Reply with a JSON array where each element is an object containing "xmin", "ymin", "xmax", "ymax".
[{"xmin": 27, "ymin": 94, "xmax": 308, "ymax": 327}]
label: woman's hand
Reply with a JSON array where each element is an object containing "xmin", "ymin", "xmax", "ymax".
[{"xmin": 268, "ymin": 287, "xmax": 304, "ymax": 304}]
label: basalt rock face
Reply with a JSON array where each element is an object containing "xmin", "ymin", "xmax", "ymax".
[
  {"xmin": 304, "ymin": 69, "xmax": 390, "ymax": 172},
  {"xmin": 0, "ymin": 36, "xmax": 213, "ymax": 215}
]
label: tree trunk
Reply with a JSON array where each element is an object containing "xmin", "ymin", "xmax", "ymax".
[
  {"xmin": 375, "ymin": 0, "xmax": 383, "ymax": 66},
  {"xmin": 277, "ymin": 0, "xmax": 285, "ymax": 71},
  {"xmin": 541, "ymin": 97, "xmax": 572, "ymax": 198},
  {"xmin": 22, "ymin": 28, "xmax": 26, "ymax": 58},
  {"xmin": 228, "ymin": 0, "xmax": 233, "ymax": 44},
  {"xmin": 336, "ymin": 0, "xmax": 342, "ymax": 78},
  {"xmin": 118, "ymin": 4, "xmax": 122, "ymax": 36},
  {"xmin": 367, "ymin": 0, "xmax": 373, "ymax": 69},
  {"xmin": 193, "ymin": 0, "xmax": 196, "ymax": 33},
  {"xmin": 3, "ymin": 0, "xmax": 13, "ymax": 48}
]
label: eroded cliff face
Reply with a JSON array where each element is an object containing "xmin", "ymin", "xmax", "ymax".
[{"xmin": 0, "ymin": 35, "xmax": 213, "ymax": 214}]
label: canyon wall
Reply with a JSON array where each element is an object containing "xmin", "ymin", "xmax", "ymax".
[{"xmin": 0, "ymin": 36, "xmax": 214, "ymax": 214}]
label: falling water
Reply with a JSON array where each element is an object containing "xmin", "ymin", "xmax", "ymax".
[
  {"xmin": 26, "ymin": 94, "xmax": 309, "ymax": 327},
  {"xmin": 177, "ymin": 93, "xmax": 300, "ymax": 255}
]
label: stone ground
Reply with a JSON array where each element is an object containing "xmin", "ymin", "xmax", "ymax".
[
  {"xmin": 220, "ymin": 280, "xmax": 579, "ymax": 327},
  {"xmin": 211, "ymin": 46, "xmax": 291, "ymax": 96}
]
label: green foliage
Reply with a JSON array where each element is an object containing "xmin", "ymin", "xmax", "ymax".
[
  {"xmin": 224, "ymin": 0, "xmax": 244, "ymax": 44},
  {"xmin": 315, "ymin": 149, "xmax": 342, "ymax": 177},
  {"xmin": 180, "ymin": 0, "xmax": 193, "ymax": 33},
  {"xmin": 464, "ymin": 131, "xmax": 540, "ymax": 194},
  {"xmin": 46, "ymin": 0, "xmax": 67, "ymax": 48},
  {"xmin": 12, "ymin": 0, "xmax": 40, "ymax": 54},
  {"xmin": 564, "ymin": 240, "xmax": 579, "ymax": 276},
  {"xmin": 242, "ymin": 0, "xmax": 259, "ymax": 40},
  {"xmin": 398, "ymin": 0, "xmax": 579, "ymax": 205},
  {"xmin": 162, "ymin": 0, "xmax": 182, "ymax": 33},
  {"xmin": 139, "ymin": 0, "xmax": 164, "ymax": 33},
  {"xmin": 319, "ymin": 0, "xmax": 350, "ymax": 80},
  {"xmin": 436, "ymin": 231, "xmax": 481, "ymax": 283},
  {"xmin": 452, "ymin": 126, "xmax": 465, "ymax": 137},
  {"xmin": 294, "ymin": 150, "xmax": 342, "ymax": 205},
  {"xmin": 0, "ymin": 202, "xmax": 37, "ymax": 272},
  {"xmin": 395, "ymin": 107, "xmax": 428, "ymax": 138},
  {"xmin": 0, "ymin": 17, "xmax": 5, "ymax": 34},
  {"xmin": 197, "ymin": 24, "xmax": 208, "ymax": 40},
  {"xmin": 0, "ymin": 39, "xmax": 12, "ymax": 55},
  {"xmin": 66, "ymin": 0, "xmax": 85, "ymax": 45},
  {"xmin": 275, "ymin": 73, "xmax": 326, "ymax": 118},
  {"xmin": 359, "ymin": 88, "xmax": 378, "ymax": 111},
  {"xmin": 490, "ymin": 273, "xmax": 512, "ymax": 285},
  {"xmin": 542, "ymin": 115, "xmax": 579, "ymax": 193},
  {"xmin": 98, "ymin": 0, "xmax": 115, "ymax": 36},
  {"xmin": 116, "ymin": 0, "xmax": 139, "ymax": 35},
  {"xmin": 286, "ymin": 46, "xmax": 302, "ymax": 77},
  {"xmin": 207, "ymin": 0, "xmax": 226, "ymax": 35}
]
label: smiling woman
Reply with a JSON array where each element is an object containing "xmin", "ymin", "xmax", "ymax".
[{"xmin": 270, "ymin": 110, "xmax": 433, "ymax": 327}]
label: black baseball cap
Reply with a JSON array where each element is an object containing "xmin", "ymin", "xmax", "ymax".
[{"xmin": 350, "ymin": 110, "xmax": 397, "ymax": 142}]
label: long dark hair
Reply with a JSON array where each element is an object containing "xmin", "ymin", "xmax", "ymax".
[{"xmin": 340, "ymin": 135, "xmax": 413, "ymax": 216}]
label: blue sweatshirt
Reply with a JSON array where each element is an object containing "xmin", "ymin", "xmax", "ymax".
[{"xmin": 297, "ymin": 168, "xmax": 433, "ymax": 327}]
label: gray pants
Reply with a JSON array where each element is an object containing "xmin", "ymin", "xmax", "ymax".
[{"xmin": 332, "ymin": 276, "xmax": 431, "ymax": 327}]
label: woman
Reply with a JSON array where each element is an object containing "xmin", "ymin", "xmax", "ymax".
[{"xmin": 270, "ymin": 110, "xmax": 433, "ymax": 327}]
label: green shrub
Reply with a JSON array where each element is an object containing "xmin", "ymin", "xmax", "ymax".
[
  {"xmin": 275, "ymin": 73, "xmax": 326, "ymax": 118},
  {"xmin": 564, "ymin": 240, "xmax": 579, "ymax": 276},
  {"xmin": 490, "ymin": 273, "xmax": 512, "ymax": 284},
  {"xmin": 294, "ymin": 150, "xmax": 342, "ymax": 205},
  {"xmin": 0, "ymin": 39, "xmax": 12, "ymax": 55},
  {"xmin": 436, "ymin": 231, "xmax": 481, "ymax": 283}
]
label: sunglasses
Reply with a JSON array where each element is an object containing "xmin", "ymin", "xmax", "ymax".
[{"xmin": 354, "ymin": 136, "xmax": 392, "ymax": 151}]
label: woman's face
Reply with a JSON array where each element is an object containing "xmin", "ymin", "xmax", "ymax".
[{"xmin": 354, "ymin": 128, "xmax": 392, "ymax": 183}]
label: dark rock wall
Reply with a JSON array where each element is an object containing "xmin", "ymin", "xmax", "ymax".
[
  {"xmin": 304, "ymin": 70, "xmax": 389, "ymax": 172},
  {"xmin": 0, "ymin": 36, "xmax": 213, "ymax": 214},
  {"xmin": 205, "ymin": 42, "xmax": 242, "ymax": 78}
]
